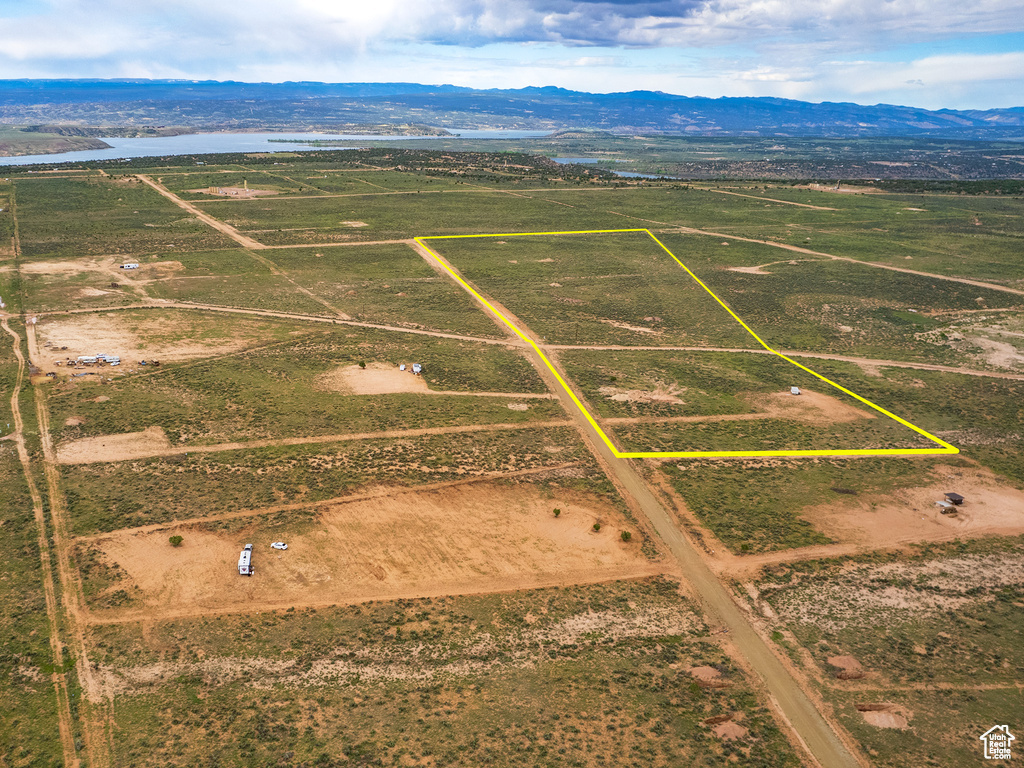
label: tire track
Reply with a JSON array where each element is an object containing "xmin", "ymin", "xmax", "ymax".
[{"xmin": 1, "ymin": 318, "xmax": 80, "ymax": 767}]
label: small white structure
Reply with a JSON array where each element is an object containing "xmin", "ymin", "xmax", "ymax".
[
  {"xmin": 412, "ymin": 363, "xmax": 422, "ymax": 375},
  {"xmin": 120, "ymin": 263, "xmax": 140, "ymax": 270},
  {"xmin": 399, "ymin": 364, "xmax": 406, "ymax": 372},
  {"xmin": 237, "ymin": 543, "xmax": 254, "ymax": 576},
  {"xmin": 76, "ymin": 356, "xmax": 98, "ymax": 364},
  {"xmin": 790, "ymin": 386, "xmax": 801, "ymax": 395}
]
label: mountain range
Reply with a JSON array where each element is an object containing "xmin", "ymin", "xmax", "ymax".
[{"xmin": 1, "ymin": 79, "xmax": 1022, "ymax": 141}]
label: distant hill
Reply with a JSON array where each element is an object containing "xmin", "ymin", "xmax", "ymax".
[{"xmin": 0, "ymin": 79, "xmax": 1021, "ymax": 141}]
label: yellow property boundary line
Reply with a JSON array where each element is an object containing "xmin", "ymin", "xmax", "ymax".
[{"xmin": 415, "ymin": 229, "xmax": 959, "ymax": 459}]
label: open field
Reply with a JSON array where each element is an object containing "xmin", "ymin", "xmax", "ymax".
[
  {"xmin": 45, "ymin": 324, "xmax": 554, "ymax": 449},
  {"xmin": 748, "ymin": 536, "xmax": 1024, "ymax": 766},
  {"xmin": 85, "ymin": 578, "xmax": 802, "ymax": 768},
  {"xmin": 4, "ymin": 149, "xmax": 1024, "ymax": 766},
  {"xmin": 14, "ymin": 176, "xmax": 236, "ymax": 259}
]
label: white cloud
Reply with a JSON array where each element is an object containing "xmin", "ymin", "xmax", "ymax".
[{"xmin": 0, "ymin": 0, "xmax": 1021, "ymax": 109}]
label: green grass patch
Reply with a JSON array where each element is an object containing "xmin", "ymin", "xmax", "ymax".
[{"xmin": 14, "ymin": 176, "xmax": 234, "ymax": 259}]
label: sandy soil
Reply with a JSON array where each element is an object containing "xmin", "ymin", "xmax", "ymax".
[
  {"xmin": 57, "ymin": 426, "xmax": 172, "ymax": 464},
  {"xmin": 32, "ymin": 312, "xmax": 274, "ymax": 373},
  {"xmin": 599, "ymin": 383, "xmax": 686, "ymax": 405},
  {"xmin": 746, "ymin": 389, "xmax": 875, "ymax": 425},
  {"xmin": 86, "ymin": 483, "xmax": 661, "ymax": 620},
  {"xmin": 19, "ymin": 259, "xmax": 108, "ymax": 276},
  {"xmin": 826, "ymin": 655, "xmax": 865, "ymax": 680},
  {"xmin": 857, "ymin": 703, "xmax": 911, "ymax": 730},
  {"xmin": 315, "ymin": 362, "xmax": 555, "ymax": 400},
  {"xmin": 801, "ymin": 464, "xmax": 1024, "ymax": 548},
  {"xmin": 598, "ymin": 318, "xmax": 661, "ymax": 335},
  {"xmin": 315, "ymin": 362, "xmax": 430, "ymax": 394}
]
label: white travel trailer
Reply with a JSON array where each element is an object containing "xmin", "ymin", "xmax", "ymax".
[{"xmin": 238, "ymin": 544, "xmax": 254, "ymax": 576}]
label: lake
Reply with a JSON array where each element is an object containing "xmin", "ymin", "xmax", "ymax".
[{"xmin": 0, "ymin": 129, "xmax": 552, "ymax": 167}]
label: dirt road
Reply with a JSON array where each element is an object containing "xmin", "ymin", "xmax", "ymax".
[
  {"xmin": 136, "ymin": 174, "xmax": 267, "ymax": 250},
  {"xmin": 2, "ymin": 318, "xmax": 79, "ymax": 767},
  {"xmin": 418, "ymin": 250, "xmax": 864, "ymax": 767},
  {"xmin": 57, "ymin": 419, "xmax": 575, "ymax": 465},
  {"xmin": 709, "ymin": 189, "xmax": 838, "ymax": 210},
  {"xmin": 26, "ymin": 321, "xmax": 113, "ymax": 766},
  {"xmin": 31, "ymin": 299, "xmax": 522, "ymax": 347},
  {"xmin": 535, "ymin": 348, "xmax": 863, "ymax": 768},
  {"xmin": 543, "ymin": 343, "xmax": 1024, "ymax": 382}
]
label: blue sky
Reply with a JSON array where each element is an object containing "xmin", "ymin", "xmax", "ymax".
[{"xmin": 0, "ymin": 0, "xmax": 1021, "ymax": 109}]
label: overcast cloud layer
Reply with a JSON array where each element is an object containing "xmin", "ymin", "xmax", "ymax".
[{"xmin": 1, "ymin": 0, "xmax": 1022, "ymax": 109}]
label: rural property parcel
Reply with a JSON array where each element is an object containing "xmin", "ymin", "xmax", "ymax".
[{"xmin": 1, "ymin": 147, "xmax": 1022, "ymax": 767}]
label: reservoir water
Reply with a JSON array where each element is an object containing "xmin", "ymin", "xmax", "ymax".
[{"xmin": 0, "ymin": 129, "xmax": 552, "ymax": 167}]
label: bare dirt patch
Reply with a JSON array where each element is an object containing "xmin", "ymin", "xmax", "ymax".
[
  {"xmin": 57, "ymin": 426, "xmax": 172, "ymax": 464},
  {"xmin": 314, "ymin": 362, "xmax": 552, "ymax": 400},
  {"xmin": 189, "ymin": 186, "xmax": 279, "ymax": 198},
  {"xmin": 727, "ymin": 266, "xmax": 771, "ymax": 275},
  {"xmin": 745, "ymin": 389, "xmax": 875, "ymax": 425},
  {"xmin": 799, "ymin": 464, "xmax": 1024, "ymax": 548},
  {"xmin": 826, "ymin": 655, "xmax": 864, "ymax": 680},
  {"xmin": 600, "ymin": 383, "xmax": 686, "ymax": 405},
  {"xmin": 18, "ymin": 259, "xmax": 106, "ymax": 276},
  {"xmin": 314, "ymin": 362, "xmax": 429, "ymax": 395},
  {"xmin": 705, "ymin": 714, "xmax": 748, "ymax": 740},
  {"xmin": 857, "ymin": 703, "xmax": 911, "ymax": 730},
  {"xmin": 688, "ymin": 665, "xmax": 721, "ymax": 681},
  {"xmin": 340, "ymin": 221, "xmax": 368, "ymax": 228},
  {"xmin": 598, "ymin": 318, "xmax": 661, "ymax": 335},
  {"xmin": 33, "ymin": 312, "xmax": 275, "ymax": 373},
  {"xmin": 64, "ymin": 416, "xmax": 86, "ymax": 427},
  {"xmin": 86, "ymin": 483, "xmax": 661, "ymax": 620}
]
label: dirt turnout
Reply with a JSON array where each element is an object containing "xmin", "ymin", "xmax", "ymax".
[{"xmin": 87, "ymin": 483, "xmax": 663, "ymax": 621}]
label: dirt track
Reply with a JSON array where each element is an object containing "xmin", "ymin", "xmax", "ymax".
[
  {"xmin": 136, "ymin": 174, "xmax": 266, "ymax": 250},
  {"xmin": 31, "ymin": 300, "xmax": 521, "ymax": 347},
  {"xmin": 26, "ymin": 321, "xmax": 112, "ymax": 766},
  {"xmin": 543, "ymin": 343, "xmax": 1024, "ymax": 382},
  {"xmin": 540, "ymin": 352, "xmax": 863, "ymax": 768},
  {"xmin": 709, "ymin": 189, "xmax": 838, "ymax": 210},
  {"xmin": 56, "ymin": 419, "xmax": 574, "ymax": 465},
  {"xmin": 1, "ymin": 319, "xmax": 79, "ymax": 766}
]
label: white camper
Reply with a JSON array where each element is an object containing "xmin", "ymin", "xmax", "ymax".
[{"xmin": 238, "ymin": 544, "xmax": 254, "ymax": 576}]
